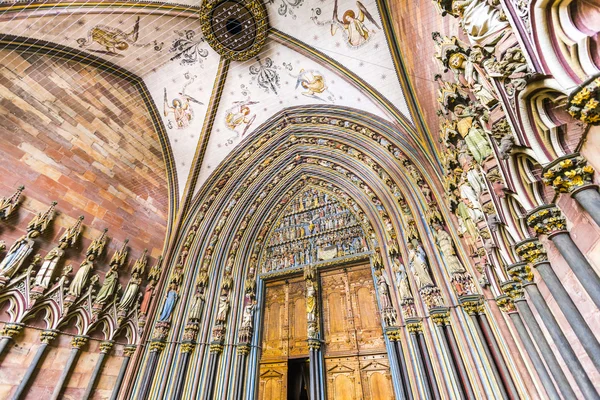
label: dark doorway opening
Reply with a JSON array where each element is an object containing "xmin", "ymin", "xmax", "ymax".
[{"xmin": 287, "ymin": 358, "xmax": 310, "ymax": 400}]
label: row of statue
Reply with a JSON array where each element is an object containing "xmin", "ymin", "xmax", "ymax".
[
  {"xmin": 285, "ymin": 188, "xmax": 331, "ymax": 214},
  {"xmin": 269, "ymin": 208, "xmax": 356, "ymax": 245}
]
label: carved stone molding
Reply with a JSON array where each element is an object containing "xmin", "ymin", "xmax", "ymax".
[
  {"xmin": 180, "ymin": 342, "xmax": 196, "ymax": 354},
  {"xmin": 506, "ymin": 262, "xmax": 534, "ymax": 284},
  {"xmin": 99, "ymin": 341, "xmax": 114, "ymax": 354},
  {"xmin": 149, "ymin": 340, "xmax": 165, "ymax": 353},
  {"xmin": 71, "ymin": 336, "xmax": 88, "ymax": 349},
  {"xmin": 40, "ymin": 330, "xmax": 58, "ymax": 344},
  {"xmin": 429, "ymin": 307, "xmax": 451, "ymax": 326},
  {"xmin": 500, "ymin": 280, "xmax": 525, "ymax": 301},
  {"xmin": 123, "ymin": 345, "xmax": 137, "ymax": 357},
  {"xmin": 0, "ymin": 323, "xmax": 23, "ymax": 339},
  {"xmin": 459, "ymin": 294, "xmax": 485, "ymax": 315}
]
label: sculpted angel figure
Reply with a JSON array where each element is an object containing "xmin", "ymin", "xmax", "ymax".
[
  {"xmin": 330, "ymin": 0, "xmax": 381, "ymax": 47},
  {"xmin": 293, "ymin": 69, "xmax": 333, "ymax": 102},
  {"xmin": 450, "ymin": 0, "xmax": 509, "ymax": 48}
]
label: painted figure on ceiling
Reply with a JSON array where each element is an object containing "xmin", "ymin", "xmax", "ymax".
[
  {"xmin": 164, "ymin": 90, "xmax": 201, "ymax": 130},
  {"xmin": 225, "ymin": 100, "xmax": 258, "ymax": 137},
  {"xmin": 77, "ymin": 16, "xmax": 162, "ymax": 57},
  {"xmin": 332, "ymin": 1, "xmax": 381, "ymax": 47},
  {"xmin": 293, "ymin": 69, "xmax": 334, "ymax": 102}
]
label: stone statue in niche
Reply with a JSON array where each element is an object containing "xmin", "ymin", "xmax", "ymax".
[
  {"xmin": 376, "ymin": 273, "xmax": 392, "ymax": 309},
  {"xmin": 241, "ymin": 301, "xmax": 256, "ymax": 329},
  {"xmin": 68, "ymin": 229, "xmax": 108, "ymax": 298},
  {"xmin": 453, "ymin": 103, "xmax": 492, "ymax": 163},
  {"xmin": 118, "ymin": 250, "xmax": 148, "ymax": 311},
  {"xmin": 140, "ymin": 256, "xmax": 163, "ymax": 315},
  {"xmin": 408, "ymin": 242, "xmax": 435, "ymax": 290},
  {"xmin": 159, "ymin": 283, "xmax": 179, "ymax": 322},
  {"xmin": 457, "ymin": 140, "xmax": 486, "ymax": 196},
  {"xmin": 95, "ymin": 262, "xmax": 120, "ymax": 305},
  {"xmin": 393, "ymin": 261, "xmax": 413, "ymax": 300},
  {"xmin": 0, "ymin": 233, "xmax": 37, "ymax": 279},
  {"xmin": 216, "ymin": 292, "xmax": 230, "ymax": 324},
  {"xmin": 434, "ymin": 225, "xmax": 466, "ymax": 274},
  {"xmin": 33, "ymin": 216, "xmax": 83, "ymax": 291},
  {"xmin": 33, "ymin": 244, "xmax": 67, "ymax": 289},
  {"xmin": 444, "ymin": 0, "xmax": 509, "ymax": 49}
]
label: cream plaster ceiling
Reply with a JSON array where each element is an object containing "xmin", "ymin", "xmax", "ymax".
[{"xmin": 0, "ymin": 0, "xmax": 414, "ymax": 200}]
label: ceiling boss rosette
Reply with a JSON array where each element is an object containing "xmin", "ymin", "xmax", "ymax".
[{"xmin": 199, "ymin": 0, "xmax": 269, "ymax": 61}]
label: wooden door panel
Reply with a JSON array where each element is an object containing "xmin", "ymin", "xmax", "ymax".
[
  {"xmin": 262, "ymin": 283, "xmax": 287, "ymax": 360},
  {"xmin": 359, "ymin": 354, "xmax": 394, "ymax": 400},
  {"xmin": 325, "ymin": 356, "xmax": 362, "ymax": 400},
  {"xmin": 347, "ymin": 268, "xmax": 386, "ymax": 352},
  {"xmin": 258, "ymin": 362, "xmax": 287, "ymax": 400}
]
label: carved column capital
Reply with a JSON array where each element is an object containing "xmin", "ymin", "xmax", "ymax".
[
  {"xmin": 123, "ymin": 345, "xmax": 137, "ymax": 357},
  {"xmin": 515, "ymin": 238, "xmax": 548, "ymax": 264},
  {"xmin": 180, "ymin": 342, "xmax": 196, "ymax": 354},
  {"xmin": 543, "ymin": 153, "xmax": 595, "ymax": 193},
  {"xmin": 405, "ymin": 318, "xmax": 424, "ymax": 334},
  {"xmin": 430, "ymin": 307, "xmax": 451, "ymax": 326},
  {"xmin": 0, "ymin": 323, "xmax": 23, "ymax": 339},
  {"xmin": 526, "ymin": 205, "xmax": 567, "ymax": 236},
  {"xmin": 500, "ymin": 280, "xmax": 525, "ymax": 301},
  {"xmin": 307, "ymin": 339, "xmax": 321, "ymax": 350},
  {"xmin": 209, "ymin": 343, "xmax": 224, "ymax": 354},
  {"xmin": 71, "ymin": 336, "xmax": 88, "ymax": 349},
  {"xmin": 40, "ymin": 330, "xmax": 58, "ymax": 344},
  {"xmin": 149, "ymin": 340, "xmax": 165, "ymax": 353},
  {"xmin": 99, "ymin": 341, "xmax": 114, "ymax": 354},
  {"xmin": 385, "ymin": 327, "xmax": 402, "ymax": 342},
  {"xmin": 237, "ymin": 344, "xmax": 251, "ymax": 355},
  {"xmin": 459, "ymin": 294, "xmax": 485, "ymax": 316},
  {"xmin": 495, "ymin": 295, "xmax": 517, "ymax": 314},
  {"xmin": 506, "ymin": 262, "xmax": 534, "ymax": 284},
  {"xmin": 566, "ymin": 74, "xmax": 600, "ymax": 125}
]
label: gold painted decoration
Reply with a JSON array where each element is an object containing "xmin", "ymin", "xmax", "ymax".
[
  {"xmin": 567, "ymin": 74, "xmax": 600, "ymax": 125},
  {"xmin": 199, "ymin": 0, "xmax": 269, "ymax": 61},
  {"xmin": 542, "ymin": 153, "xmax": 595, "ymax": 193},
  {"xmin": 526, "ymin": 205, "xmax": 566, "ymax": 236}
]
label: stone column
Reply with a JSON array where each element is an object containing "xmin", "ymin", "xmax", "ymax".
[
  {"xmin": 137, "ymin": 340, "xmax": 164, "ymax": 400},
  {"xmin": 172, "ymin": 342, "xmax": 195, "ymax": 400},
  {"xmin": 503, "ymin": 265, "xmax": 599, "ymax": 400},
  {"xmin": 515, "ymin": 239, "xmax": 600, "ymax": 372},
  {"xmin": 385, "ymin": 328, "xmax": 413, "ymax": 400},
  {"xmin": 82, "ymin": 341, "xmax": 113, "ymax": 400},
  {"xmin": 234, "ymin": 345, "xmax": 250, "ymax": 400},
  {"xmin": 527, "ymin": 205, "xmax": 600, "ymax": 309},
  {"xmin": 50, "ymin": 336, "xmax": 87, "ymax": 400},
  {"xmin": 502, "ymin": 281, "xmax": 578, "ymax": 399},
  {"xmin": 12, "ymin": 330, "xmax": 57, "ymax": 400},
  {"xmin": 496, "ymin": 295, "xmax": 561, "ymax": 400},
  {"xmin": 430, "ymin": 308, "xmax": 475, "ymax": 400},
  {"xmin": 459, "ymin": 295, "xmax": 518, "ymax": 400},
  {"xmin": 109, "ymin": 345, "xmax": 136, "ymax": 400},
  {"xmin": 204, "ymin": 343, "xmax": 223, "ymax": 400},
  {"xmin": 542, "ymin": 153, "xmax": 600, "ymax": 227},
  {"xmin": 0, "ymin": 323, "xmax": 22, "ymax": 357},
  {"xmin": 407, "ymin": 319, "xmax": 440, "ymax": 400}
]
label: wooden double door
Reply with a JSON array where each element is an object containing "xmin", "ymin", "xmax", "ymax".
[{"xmin": 258, "ymin": 264, "xmax": 395, "ymax": 400}]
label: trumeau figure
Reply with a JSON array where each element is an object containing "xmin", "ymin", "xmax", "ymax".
[
  {"xmin": 306, "ymin": 281, "xmax": 317, "ymax": 323},
  {"xmin": 434, "ymin": 225, "xmax": 467, "ymax": 274},
  {"xmin": 408, "ymin": 242, "xmax": 435, "ymax": 290}
]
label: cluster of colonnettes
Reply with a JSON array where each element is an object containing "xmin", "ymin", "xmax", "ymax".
[{"xmin": 264, "ymin": 226, "xmax": 368, "ymax": 272}]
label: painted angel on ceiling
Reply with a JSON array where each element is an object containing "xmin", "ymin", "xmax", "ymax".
[
  {"xmin": 225, "ymin": 100, "xmax": 259, "ymax": 137},
  {"xmin": 292, "ymin": 69, "xmax": 335, "ymax": 102},
  {"xmin": 163, "ymin": 73, "xmax": 203, "ymax": 129},
  {"xmin": 313, "ymin": 1, "xmax": 381, "ymax": 48}
]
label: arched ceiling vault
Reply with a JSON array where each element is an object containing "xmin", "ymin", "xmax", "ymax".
[{"xmin": 0, "ymin": 0, "xmax": 441, "ymax": 203}]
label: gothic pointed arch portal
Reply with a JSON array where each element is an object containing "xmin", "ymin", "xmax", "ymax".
[{"xmin": 130, "ymin": 105, "xmax": 525, "ymax": 400}]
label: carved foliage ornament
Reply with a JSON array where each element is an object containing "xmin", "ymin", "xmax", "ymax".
[
  {"xmin": 199, "ymin": 0, "xmax": 269, "ymax": 61},
  {"xmin": 567, "ymin": 74, "xmax": 600, "ymax": 125},
  {"xmin": 526, "ymin": 205, "xmax": 566, "ymax": 236},
  {"xmin": 542, "ymin": 154, "xmax": 595, "ymax": 193}
]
